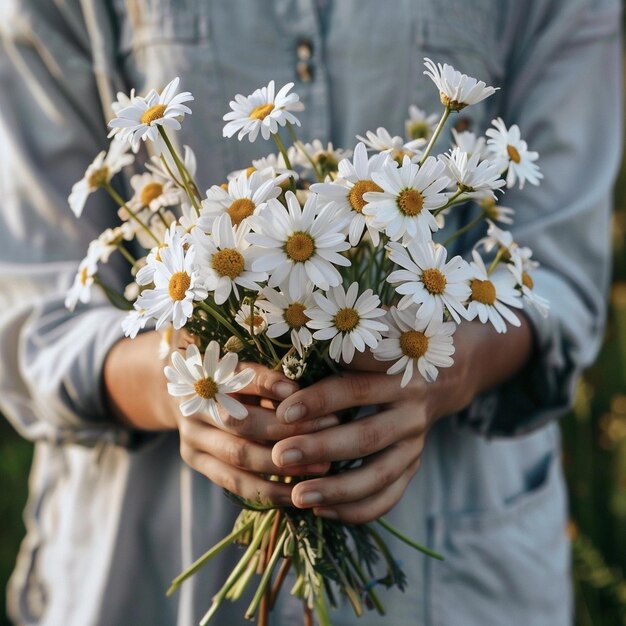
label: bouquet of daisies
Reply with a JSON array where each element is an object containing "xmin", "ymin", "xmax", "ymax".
[{"xmin": 66, "ymin": 57, "xmax": 547, "ymax": 626}]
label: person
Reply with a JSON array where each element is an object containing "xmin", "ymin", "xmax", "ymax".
[{"xmin": 0, "ymin": 1, "xmax": 621, "ymax": 625}]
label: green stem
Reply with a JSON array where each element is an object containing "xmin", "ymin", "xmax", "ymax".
[
  {"xmin": 346, "ymin": 552, "xmax": 386, "ymax": 615},
  {"xmin": 244, "ymin": 527, "xmax": 288, "ymax": 620},
  {"xmin": 167, "ymin": 520, "xmax": 254, "ymax": 596},
  {"xmin": 104, "ymin": 183, "xmax": 160, "ymax": 246},
  {"xmin": 272, "ymin": 133, "xmax": 297, "ymax": 193},
  {"xmin": 197, "ymin": 301, "xmax": 248, "ymax": 348},
  {"xmin": 377, "ymin": 518, "xmax": 444, "ymax": 561},
  {"xmin": 158, "ymin": 126, "xmax": 201, "ymax": 214},
  {"xmin": 200, "ymin": 510, "xmax": 277, "ymax": 626},
  {"xmin": 442, "ymin": 212, "xmax": 485, "ymax": 247},
  {"xmin": 115, "ymin": 244, "xmax": 137, "ymax": 267},
  {"xmin": 419, "ymin": 107, "xmax": 451, "ymax": 165},
  {"xmin": 286, "ymin": 124, "xmax": 323, "ymax": 182},
  {"xmin": 487, "ymin": 247, "xmax": 507, "ymax": 275}
]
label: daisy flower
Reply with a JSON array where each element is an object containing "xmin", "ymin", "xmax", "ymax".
[
  {"xmin": 108, "ymin": 77, "xmax": 194, "ymax": 152},
  {"xmin": 404, "ymin": 105, "xmax": 439, "ymax": 144},
  {"xmin": 467, "ymin": 250, "xmax": 523, "ymax": 333},
  {"xmin": 356, "ymin": 127, "xmax": 423, "ymax": 163},
  {"xmin": 257, "ymin": 282, "xmax": 317, "ymax": 356},
  {"xmin": 478, "ymin": 195, "xmax": 515, "ymax": 225},
  {"xmin": 199, "ymin": 169, "xmax": 282, "ymax": 231},
  {"xmin": 147, "ymin": 144, "xmax": 198, "ymax": 185},
  {"xmin": 486, "ymin": 118, "xmax": 542, "ymax": 189},
  {"xmin": 65, "ymin": 252, "xmax": 98, "ymax": 311},
  {"xmin": 235, "ymin": 302, "xmax": 268, "ymax": 335},
  {"xmin": 387, "ymin": 240, "xmax": 472, "ymax": 323},
  {"xmin": 222, "ymin": 80, "xmax": 304, "ymax": 142},
  {"xmin": 451, "ymin": 129, "xmax": 487, "ymax": 160},
  {"xmin": 122, "ymin": 308, "xmax": 149, "ymax": 339},
  {"xmin": 247, "ymin": 191, "xmax": 351, "ymax": 296},
  {"xmin": 87, "ymin": 225, "xmax": 134, "ymax": 264},
  {"xmin": 363, "ymin": 156, "xmax": 450, "ymax": 242},
  {"xmin": 508, "ymin": 263, "xmax": 549, "ymax": 318},
  {"xmin": 290, "ymin": 140, "xmax": 352, "ymax": 178},
  {"xmin": 374, "ymin": 306, "xmax": 455, "ymax": 386},
  {"xmin": 68, "ymin": 136, "xmax": 134, "ymax": 217},
  {"xmin": 108, "ymin": 89, "xmax": 137, "ymax": 141},
  {"xmin": 306, "ymin": 282, "xmax": 387, "ymax": 364},
  {"xmin": 128, "ymin": 172, "xmax": 184, "ymax": 213},
  {"xmin": 192, "ymin": 214, "xmax": 267, "ymax": 305},
  {"xmin": 164, "ymin": 342, "xmax": 255, "ymax": 423},
  {"xmin": 134, "ymin": 224, "xmax": 207, "ymax": 329},
  {"xmin": 423, "ymin": 57, "xmax": 498, "ymax": 111},
  {"xmin": 476, "ymin": 220, "xmax": 515, "ymax": 256},
  {"xmin": 440, "ymin": 146, "xmax": 505, "ymax": 199},
  {"xmin": 310, "ymin": 142, "xmax": 388, "ymax": 245}
]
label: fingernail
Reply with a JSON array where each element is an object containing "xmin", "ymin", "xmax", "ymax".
[
  {"xmin": 299, "ymin": 491, "xmax": 323, "ymax": 506},
  {"xmin": 280, "ymin": 449, "xmax": 303, "ymax": 465},
  {"xmin": 318, "ymin": 416, "xmax": 339, "ymax": 430},
  {"xmin": 284, "ymin": 403, "xmax": 307, "ymax": 423},
  {"xmin": 315, "ymin": 509, "xmax": 338, "ymax": 519},
  {"xmin": 273, "ymin": 381, "xmax": 298, "ymax": 400}
]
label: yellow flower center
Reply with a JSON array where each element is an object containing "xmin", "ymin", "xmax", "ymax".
[
  {"xmin": 284, "ymin": 302, "xmax": 309, "ymax": 329},
  {"xmin": 391, "ymin": 149, "xmax": 412, "ymax": 165},
  {"xmin": 480, "ymin": 196, "xmax": 498, "ymax": 220},
  {"xmin": 250, "ymin": 103, "xmax": 275, "ymax": 121},
  {"xmin": 316, "ymin": 152, "xmax": 339, "ymax": 176},
  {"xmin": 422, "ymin": 268, "xmax": 447, "ymax": 295},
  {"xmin": 194, "ymin": 377, "xmax": 219, "ymax": 400},
  {"xmin": 397, "ymin": 189, "xmax": 424, "ymax": 216},
  {"xmin": 245, "ymin": 166, "xmax": 257, "ymax": 177},
  {"xmin": 244, "ymin": 314, "xmax": 265, "ymax": 328},
  {"xmin": 440, "ymin": 93, "xmax": 467, "ymax": 112},
  {"xmin": 212, "ymin": 248, "xmax": 245, "ymax": 279},
  {"xmin": 470, "ymin": 279, "xmax": 496, "ymax": 305},
  {"xmin": 227, "ymin": 198, "xmax": 256, "ymax": 226},
  {"xmin": 506, "ymin": 144, "xmax": 521, "ymax": 164},
  {"xmin": 348, "ymin": 180, "xmax": 382, "ymax": 213},
  {"xmin": 79, "ymin": 266, "xmax": 90, "ymax": 286},
  {"xmin": 140, "ymin": 182, "xmax": 164, "ymax": 206},
  {"xmin": 140, "ymin": 104, "xmax": 167, "ymax": 125},
  {"xmin": 522, "ymin": 271, "xmax": 534, "ymax": 290},
  {"xmin": 408, "ymin": 121, "xmax": 430, "ymax": 141},
  {"xmin": 285, "ymin": 232, "xmax": 315, "ymax": 262},
  {"xmin": 88, "ymin": 166, "xmax": 109, "ymax": 189},
  {"xmin": 334, "ymin": 307, "xmax": 360, "ymax": 332},
  {"xmin": 168, "ymin": 271, "xmax": 191, "ymax": 301},
  {"xmin": 399, "ymin": 330, "xmax": 429, "ymax": 359}
]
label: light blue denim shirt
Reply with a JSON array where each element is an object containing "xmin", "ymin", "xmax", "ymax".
[{"xmin": 0, "ymin": 1, "xmax": 622, "ymax": 625}]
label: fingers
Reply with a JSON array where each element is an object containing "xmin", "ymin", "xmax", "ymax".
[
  {"xmin": 272, "ymin": 409, "xmax": 424, "ymax": 467},
  {"xmin": 275, "ymin": 371, "xmax": 407, "ymax": 424},
  {"xmin": 180, "ymin": 416, "xmax": 330, "ymax": 476},
  {"xmin": 180, "ymin": 446, "xmax": 294, "ymax": 506},
  {"xmin": 289, "ymin": 438, "xmax": 423, "ymax": 509},
  {"xmin": 237, "ymin": 361, "xmax": 300, "ymax": 402},
  {"xmin": 313, "ymin": 458, "xmax": 421, "ymax": 524}
]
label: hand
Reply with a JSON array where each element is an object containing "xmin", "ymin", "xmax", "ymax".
[{"xmin": 271, "ymin": 318, "xmax": 533, "ymax": 523}]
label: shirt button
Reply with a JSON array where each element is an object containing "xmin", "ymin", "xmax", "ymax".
[
  {"xmin": 297, "ymin": 61, "xmax": 314, "ymax": 83},
  {"xmin": 297, "ymin": 38, "xmax": 313, "ymax": 61}
]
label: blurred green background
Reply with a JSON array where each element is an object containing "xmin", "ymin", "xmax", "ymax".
[{"xmin": 2, "ymin": 62, "xmax": 626, "ymax": 626}]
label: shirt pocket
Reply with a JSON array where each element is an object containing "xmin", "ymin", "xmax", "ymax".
[{"xmin": 425, "ymin": 452, "xmax": 571, "ymax": 626}]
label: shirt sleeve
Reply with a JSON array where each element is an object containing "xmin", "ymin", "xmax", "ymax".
[
  {"xmin": 0, "ymin": 3, "xmax": 140, "ymax": 446},
  {"xmin": 456, "ymin": 0, "xmax": 623, "ymax": 437}
]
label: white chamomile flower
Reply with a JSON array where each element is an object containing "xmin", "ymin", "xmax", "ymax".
[
  {"xmin": 467, "ymin": 250, "xmax": 523, "ymax": 333},
  {"xmin": 423, "ymin": 57, "xmax": 498, "ymax": 111},
  {"xmin": 363, "ymin": 156, "xmax": 450, "ymax": 242},
  {"xmin": 247, "ymin": 191, "xmax": 351, "ymax": 296},
  {"xmin": 306, "ymin": 282, "xmax": 387, "ymax": 364},
  {"xmin": 282, "ymin": 353, "xmax": 307, "ymax": 381},
  {"xmin": 486, "ymin": 118, "xmax": 542, "ymax": 189},
  {"xmin": 193, "ymin": 214, "xmax": 267, "ymax": 305},
  {"xmin": 108, "ymin": 77, "xmax": 194, "ymax": 152},
  {"xmin": 310, "ymin": 142, "xmax": 388, "ymax": 245},
  {"xmin": 387, "ymin": 240, "xmax": 472, "ymax": 323},
  {"xmin": 223, "ymin": 80, "xmax": 304, "ymax": 142},
  {"xmin": 258, "ymin": 282, "xmax": 317, "ymax": 356},
  {"xmin": 108, "ymin": 89, "xmax": 137, "ymax": 140},
  {"xmin": 356, "ymin": 127, "xmax": 423, "ymax": 163},
  {"xmin": 476, "ymin": 220, "xmax": 515, "ymax": 255},
  {"xmin": 235, "ymin": 302, "xmax": 268, "ymax": 335},
  {"xmin": 122, "ymin": 308, "xmax": 149, "ymax": 339},
  {"xmin": 128, "ymin": 172, "xmax": 184, "ymax": 213},
  {"xmin": 65, "ymin": 253, "xmax": 98, "ymax": 311},
  {"xmin": 478, "ymin": 195, "xmax": 515, "ymax": 225},
  {"xmin": 147, "ymin": 144, "xmax": 198, "ymax": 185},
  {"xmin": 68, "ymin": 136, "xmax": 134, "ymax": 217},
  {"xmin": 508, "ymin": 263, "xmax": 549, "ymax": 318},
  {"xmin": 134, "ymin": 224, "xmax": 207, "ymax": 330},
  {"xmin": 88, "ymin": 225, "xmax": 134, "ymax": 264},
  {"xmin": 199, "ymin": 169, "xmax": 282, "ymax": 232},
  {"xmin": 164, "ymin": 342, "xmax": 255, "ymax": 423},
  {"xmin": 374, "ymin": 306, "xmax": 455, "ymax": 386},
  {"xmin": 440, "ymin": 146, "xmax": 505, "ymax": 199},
  {"xmin": 292, "ymin": 140, "xmax": 352, "ymax": 178},
  {"xmin": 405, "ymin": 105, "xmax": 439, "ymax": 145},
  {"xmin": 451, "ymin": 129, "xmax": 487, "ymax": 160}
]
